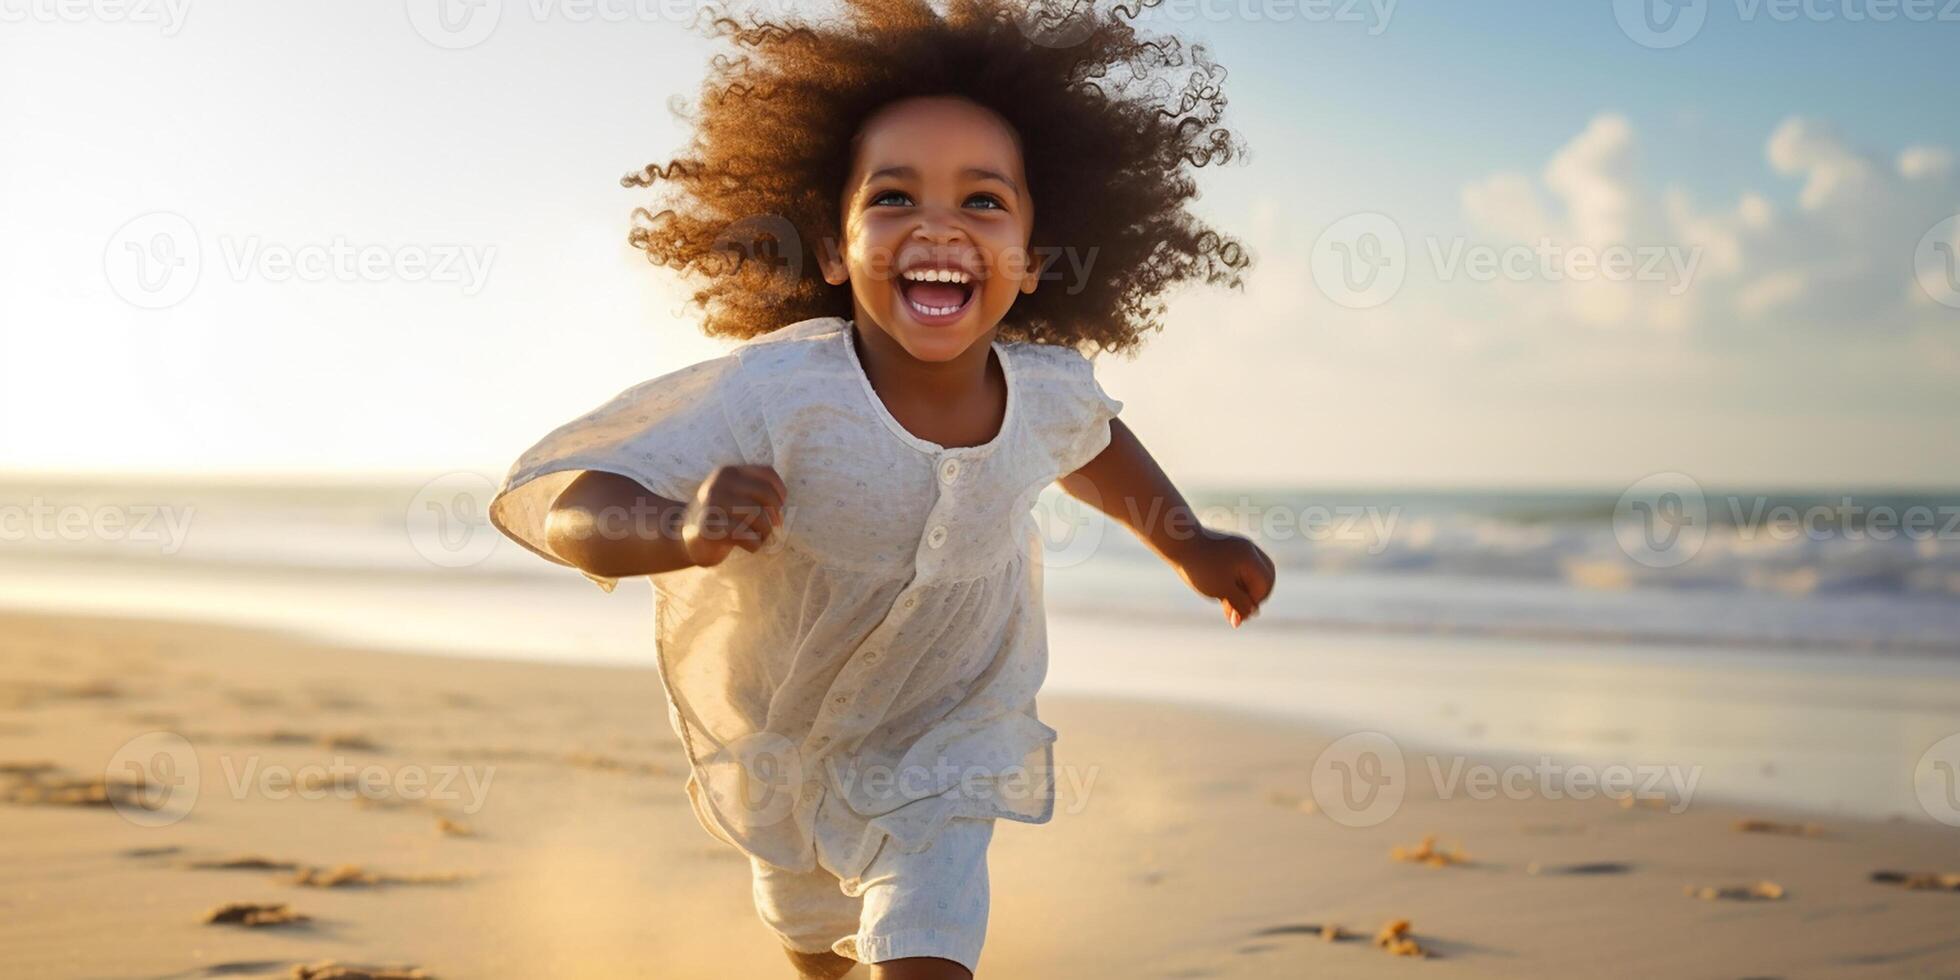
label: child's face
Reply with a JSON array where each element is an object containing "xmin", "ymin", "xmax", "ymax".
[{"xmin": 823, "ymin": 96, "xmax": 1038, "ymax": 363}]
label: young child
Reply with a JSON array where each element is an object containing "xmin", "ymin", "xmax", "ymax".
[{"xmin": 488, "ymin": 2, "xmax": 1276, "ymax": 976}]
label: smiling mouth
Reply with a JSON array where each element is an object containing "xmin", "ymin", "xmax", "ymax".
[{"xmin": 896, "ymin": 269, "xmax": 977, "ymax": 322}]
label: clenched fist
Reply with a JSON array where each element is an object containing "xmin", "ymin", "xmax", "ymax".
[
  {"xmin": 1172, "ymin": 528, "xmax": 1277, "ymax": 628},
  {"xmin": 682, "ymin": 464, "xmax": 788, "ymax": 567}
]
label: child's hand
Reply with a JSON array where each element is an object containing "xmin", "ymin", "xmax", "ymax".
[
  {"xmin": 1172, "ymin": 529, "xmax": 1277, "ymax": 628},
  {"xmin": 682, "ymin": 465, "xmax": 787, "ymax": 567}
]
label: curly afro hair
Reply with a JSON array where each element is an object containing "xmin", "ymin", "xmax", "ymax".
[{"xmin": 624, "ymin": 0, "xmax": 1251, "ymax": 355}]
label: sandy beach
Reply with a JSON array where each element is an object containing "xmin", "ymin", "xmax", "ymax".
[{"xmin": 2, "ymin": 611, "xmax": 1957, "ymax": 979}]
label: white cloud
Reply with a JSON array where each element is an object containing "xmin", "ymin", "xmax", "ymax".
[
  {"xmin": 1900, "ymin": 146, "xmax": 1953, "ymax": 181},
  {"xmin": 1460, "ymin": 114, "xmax": 1960, "ymax": 333}
]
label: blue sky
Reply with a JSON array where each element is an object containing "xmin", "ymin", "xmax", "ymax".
[{"xmin": 1, "ymin": 0, "xmax": 1956, "ymax": 488}]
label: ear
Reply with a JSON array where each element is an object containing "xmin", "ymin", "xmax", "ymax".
[
  {"xmin": 1018, "ymin": 244, "xmax": 1042, "ymax": 296},
  {"xmin": 818, "ymin": 236, "xmax": 849, "ymax": 286}
]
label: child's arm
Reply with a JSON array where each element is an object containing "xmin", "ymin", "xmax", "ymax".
[
  {"xmin": 1057, "ymin": 419, "xmax": 1277, "ymax": 628},
  {"xmin": 546, "ymin": 465, "xmax": 787, "ymax": 579}
]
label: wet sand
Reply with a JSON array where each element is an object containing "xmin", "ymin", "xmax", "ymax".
[{"xmin": 2, "ymin": 612, "xmax": 1958, "ymax": 978}]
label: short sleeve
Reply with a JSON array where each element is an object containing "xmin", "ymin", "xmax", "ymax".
[
  {"xmin": 1047, "ymin": 347, "xmax": 1125, "ymax": 479},
  {"xmin": 487, "ymin": 353, "xmax": 765, "ymax": 592}
]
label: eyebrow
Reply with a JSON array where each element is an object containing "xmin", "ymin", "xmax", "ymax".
[{"xmin": 865, "ymin": 165, "xmax": 1021, "ymax": 194}]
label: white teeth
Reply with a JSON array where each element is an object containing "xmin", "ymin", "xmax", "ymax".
[
  {"xmin": 908, "ymin": 299, "xmax": 963, "ymax": 317},
  {"xmin": 901, "ymin": 268, "xmax": 972, "ymax": 284}
]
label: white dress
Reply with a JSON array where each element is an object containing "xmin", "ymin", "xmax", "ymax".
[{"xmin": 489, "ymin": 316, "xmax": 1123, "ymax": 880}]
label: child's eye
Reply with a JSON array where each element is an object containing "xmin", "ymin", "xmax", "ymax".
[
  {"xmin": 964, "ymin": 193, "xmax": 1006, "ymax": 211},
  {"xmin": 870, "ymin": 189, "xmax": 913, "ymax": 207}
]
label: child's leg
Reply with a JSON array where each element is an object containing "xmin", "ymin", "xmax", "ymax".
[
  {"xmin": 782, "ymin": 946, "xmax": 858, "ymax": 980},
  {"xmin": 869, "ymin": 956, "xmax": 973, "ymax": 980},
  {"xmin": 841, "ymin": 818, "xmax": 995, "ymax": 978},
  {"xmin": 751, "ymin": 855, "xmax": 866, "ymax": 978}
]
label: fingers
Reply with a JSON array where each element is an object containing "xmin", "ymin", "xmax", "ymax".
[
  {"xmin": 1244, "ymin": 549, "xmax": 1277, "ymax": 605},
  {"xmin": 1221, "ymin": 578, "xmax": 1257, "ymax": 628},
  {"xmin": 737, "ymin": 465, "xmax": 789, "ymax": 523},
  {"xmin": 1225, "ymin": 546, "xmax": 1277, "ymax": 628},
  {"xmin": 694, "ymin": 466, "xmax": 790, "ymax": 555}
]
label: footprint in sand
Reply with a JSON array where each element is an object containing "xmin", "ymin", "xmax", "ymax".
[
  {"xmin": 240, "ymin": 729, "xmax": 384, "ymax": 753},
  {"xmin": 122, "ymin": 845, "xmax": 184, "ymax": 859},
  {"xmin": 0, "ymin": 678, "xmax": 122, "ymax": 709},
  {"xmin": 563, "ymin": 750, "xmax": 679, "ymax": 777},
  {"xmin": 1390, "ymin": 834, "xmax": 1470, "ymax": 868},
  {"xmin": 181, "ymin": 855, "xmax": 470, "ymax": 887},
  {"xmin": 1250, "ymin": 923, "xmax": 1363, "ymax": 944},
  {"xmin": 291, "ymin": 962, "xmax": 431, "ymax": 979},
  {"xmin": 1250, "ymin": 919, "xmax": 1439, "ymax": 958},
  {"xmin": 223, "ymin": 688, "xmax": 285, "ymax": 709},
  {"xmin": 151, "ymin": 959, "xmax": 291, "ymax": 978},
  {"xmin": 1734, "ymin": 818, "xmax": 1829, "ymax": 838},
  {"xmin": 202, "ymin": 902, "xmax": 309, "ymax": 927},
  {"xmin": 3, "ymin": 768, "xmax": 153, "ymax": 809},
  {"xmin": 1527, "ymin": 861, "xmax": 1633, "ymax": 876},
  {"xmin": 1870, "ymin": 870, "xmax": 1960, "ymax": 891},
  {"xmin": 1685, "ymin": 880, "xmax": 1785, "ymax": 901},
  {"xmin": 1263, "ymin": 789, "xmax": 1318, "ymax": 815}
]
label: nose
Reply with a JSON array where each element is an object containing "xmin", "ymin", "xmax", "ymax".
[{"xmin": 912, "ymin": 205, "xmax": 968, "ymax": 245}]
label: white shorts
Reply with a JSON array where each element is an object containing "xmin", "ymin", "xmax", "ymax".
[{"xmin": 749, "ymin": 817, "xmax": 995, "ymax": 974}]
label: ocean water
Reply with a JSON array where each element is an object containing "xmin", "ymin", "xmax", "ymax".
[
  {"xmin": 4, "ymin": 479, "xmax": 1958, "ymax": 654},
  {"xmin": 4, "ymin": 478, "xmax": 1958, "ymax": 820}
]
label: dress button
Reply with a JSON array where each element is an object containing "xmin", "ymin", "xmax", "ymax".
[
  {"xmin": 926, "ymin": 525, "xmax": 948, "ymax": 549},
  {"xmin": 939, "ymin": 458, "xmax": 960, "ymax": 485},
  {"xmin": 902, "ymin": 594, "xmax": 917, "ymax": 609}
]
